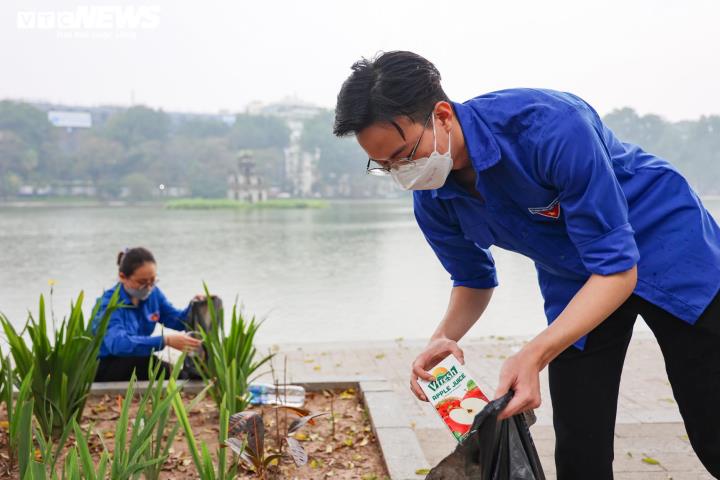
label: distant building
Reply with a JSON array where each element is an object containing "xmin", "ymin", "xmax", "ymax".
[
  {"xmin": 247, "ymin": 96, "xmax": 324, "ymax": 197},
  {"xmin": 227, "ymin": 151, "xmax": 267, "ymax": 203},
  {"xmin": 47, "ymin": 110, "xmax": 92, "ymax": 129}
]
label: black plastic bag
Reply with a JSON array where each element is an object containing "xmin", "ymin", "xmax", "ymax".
[
  {"xmin": 426, "ymin": 391, "xmax": 545, "ymax": 480},
  {"xmin": 181, "ymin": 296, "xmax": 222, "ymax": 378}
]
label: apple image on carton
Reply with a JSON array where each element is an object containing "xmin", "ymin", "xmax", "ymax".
[
  {"xmin": 445, "ymin": 397, "xmax": 486, "ymax": 434},
  {"xmin": 437, "ymin": 397, "xmax": 461, "ymax": 419},
  {"xmin": 464, "ymin": 379, "xmax": 489, "ymax": 402}
]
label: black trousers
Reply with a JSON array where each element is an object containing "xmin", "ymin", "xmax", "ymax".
[
  {"xmin": 549, "ymin": 292, "xmax": 720, "ymax": 479},
  {"xmin": 95, "ymin": 355, "xmax": 202, "ymax": 381}
]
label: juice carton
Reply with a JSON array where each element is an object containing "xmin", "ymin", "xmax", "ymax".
[{"xmin": 418, "ymin": 354, "xmax": 489, "ymax": 441}]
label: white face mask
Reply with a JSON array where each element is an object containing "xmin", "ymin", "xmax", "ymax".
[{"xmin": 390, "ymin": 116, "xmax": 453, "ymax": 191}]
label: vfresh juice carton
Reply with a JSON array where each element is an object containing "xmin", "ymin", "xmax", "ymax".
[{"xmin": 418, "ymin": 354, "xmax": 489, "ymax": 441}]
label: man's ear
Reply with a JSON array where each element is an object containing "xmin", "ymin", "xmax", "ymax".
[{"xmin": 433, "ymin": 101, "xmax": 454, "ymax": 130}]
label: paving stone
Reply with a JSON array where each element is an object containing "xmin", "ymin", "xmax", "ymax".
[{"xmin": 374, "ymin": 427, "xmax": 430, "ymax": 480}]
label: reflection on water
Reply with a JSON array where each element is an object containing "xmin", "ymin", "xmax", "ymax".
[{"xmin": 1, "ymin": 199, "xmax": 718, "ymax": 345}]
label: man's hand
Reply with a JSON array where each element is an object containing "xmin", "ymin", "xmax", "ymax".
[
  {"xmin": 192, "ymin": 294, "xmax": 207, "ymax": 302},
  {"xmin": 410, "ymin": 337, "xmax": 465, "ymax": 402},
  {"xmin": 164, "ymin": 332, "xmax": 203, "ymax": 352},
  {"xmin": 493, "ymin": 267, "xmax": 637, "ymax": 419},
  {"xmin": 494, "ymin": 348, "xmax": 542, "ymax": 420}
]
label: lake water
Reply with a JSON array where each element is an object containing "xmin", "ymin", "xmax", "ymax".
[{"xmin": 1, "ymin": 198, "xmax": 719, "ymax": 345}]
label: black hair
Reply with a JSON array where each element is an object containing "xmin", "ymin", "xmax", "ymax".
[
  {"xmin": 117, "ymin": 247, "xmax": 155, "ymax": 277},
  {"xmin": 333, "ymin": 51, "xmax": 449, "ymax": 137}
]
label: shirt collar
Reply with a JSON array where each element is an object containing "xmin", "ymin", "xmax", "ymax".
[
  {"xmin": 116, "ymin": 282, "xmax": 135, "ymax": 306},
  {"xmin": 431, "ymin": 100, "xmax": 501, "ymax": 200}
]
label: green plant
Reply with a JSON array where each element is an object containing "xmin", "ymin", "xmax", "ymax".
[
  {"xmin": 17, "ymin": 362, "xmax": 178, "ymax": 480},
  {"xmin": 13, "ymin": 371, "xmax": 35, "ymax": 478},
  {"xmin": 0, "ymin": 288, "xmax": 122, "ymax": 438},
  {"xmin": 72, "ymin": 420, "xmax": 109, "ymax": 480},
  {"xmin": 169, "ymin": 378, "xmax": 238, "ymax": 480},
  {"xmin": 18, "ymin": 418, "xmax": 104, "ymax": 480},
  {"xmin": 0, "ymin": 360, "xmax": 37, "ymax": 474},
  {"xmin": 107, "ymin": 370, "xmax": 180, "ymax": 479},
  {"xmin": 141, "ymin": 358, "xmax": 185, "ymax": 480},
  {"xmin": 193, "ymin": 283, "xmax": 273, "ymax": 414}
]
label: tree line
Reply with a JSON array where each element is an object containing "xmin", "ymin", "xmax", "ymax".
[{"xmin": 0, "ymin": 100, "xmax": 718, "ymax": 199}]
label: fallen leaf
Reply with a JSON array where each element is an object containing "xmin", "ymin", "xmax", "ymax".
[
  {"xmin": 0, "ymin": 421, "xmax": 9, "ymax": 429},
  {"xmin": 339, "ymin": 389, "xmax": 355, "ymax": 400},
  {"xmin": 224, "ymin": 438, "xmax": 244, "ymax": 455},
  {"xmin": 642, "ymin": 456, "xmax": 660, "ymax": 465},
  {"xmin": 375, "ymin": 353, "xmax": 385, "ymax": 360},
  {"xmin": 415, "ymin": 468, "xmax": 431, "ymax": 475},
  {"xmin": 286, "ymin": 436, "xmax": 308, "ymax": 466},
  {"xmin": 313, "ymin": 365, "xmax": 322, "ymax": 372}
]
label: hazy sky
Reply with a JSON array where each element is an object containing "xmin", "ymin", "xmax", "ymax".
[{"xmin": 2, "ymin": 0, "xmax": 719, "ymax": 121}]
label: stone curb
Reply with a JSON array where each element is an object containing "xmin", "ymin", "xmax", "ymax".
[{"xmin": 359, "ymin": 379, "xmax": 430, "ymax": 480}]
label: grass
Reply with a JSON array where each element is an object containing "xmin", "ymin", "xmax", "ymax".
[{"xmin": 164, "ymin": 198, "xmax": 328, "ymax": 210}]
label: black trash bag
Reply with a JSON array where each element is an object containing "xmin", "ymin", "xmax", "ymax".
[
  {"xmin": 426, "ymin": 391, "xmax": 545, "ymax": 480},
  {"xmin": 181, "ymin": 295, "xmax": 222, "ymax": 378}
]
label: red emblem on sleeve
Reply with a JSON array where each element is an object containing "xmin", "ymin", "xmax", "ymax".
[
  {"xmin": 528, "ymin": 198, "xmax": 561, "ymax": 219},
  {"xmin": 149, "ymin": 312, "xmax": 160, "ymax": 322}
]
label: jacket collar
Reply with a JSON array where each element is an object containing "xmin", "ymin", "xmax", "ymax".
[{"xmin": 431, "ymin": 100, "xmax": 501, "ymax": 200}]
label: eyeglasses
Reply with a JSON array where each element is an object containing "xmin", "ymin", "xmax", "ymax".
[
  {"xmin": 131, "ymin": 276, "xmax": 159, "ymax": 289},
  {"xmin": 366, "ymin": 112, "xmax": 433, "ymax": 176}
]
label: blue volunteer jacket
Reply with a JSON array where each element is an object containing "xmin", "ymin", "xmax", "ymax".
[
  {"xmin": 92, "ymin": 283, "xmax": 191, "ymax": 358},
  {"xmin": 414, "ymin": 88, "xmax": 720, "ymax": 349}
]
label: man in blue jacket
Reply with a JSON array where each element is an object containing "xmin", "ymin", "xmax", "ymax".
[
  {"xmin": 92, "ymin": 247, "xmax": 203, "ymax": 381},
  {"xmin": 333, "ymin": 51, "xmax": 720, "ymax": 478}
]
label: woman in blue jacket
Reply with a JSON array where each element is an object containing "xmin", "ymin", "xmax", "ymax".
[
  {"xmin": 92, "ymin": 247, "xmax": 203, "ymax": 381},
  {"xmin": 333, "ymin": 51, "xmax": 720, "ymax": 478}
]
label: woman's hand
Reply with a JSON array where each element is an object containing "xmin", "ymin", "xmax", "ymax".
[
  {"xmin": 410, "ymin": 337, "xmax": 465, "ymax": 402},
  {"xmin": 164, "ymin": 332, "xmax": 203, "ymax": 352},
  {"xmin": 494, "ymin": 348, "xmax": 542, "ymax": 420}
]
